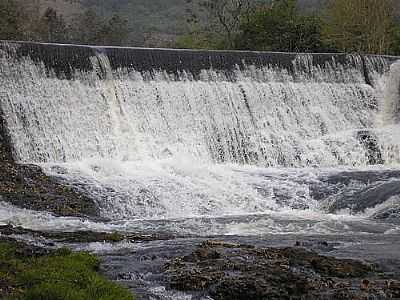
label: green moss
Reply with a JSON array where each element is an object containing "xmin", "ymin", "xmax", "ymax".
[
  {"xmin": 107, "ymin": 232, "xmax": 124, "ymax": 242},
  {"xmin": 0, "ymin": 242, "xmax": 134, "ymax": 300}
]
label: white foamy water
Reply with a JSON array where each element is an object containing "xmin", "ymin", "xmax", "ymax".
[
  {"xmin": 0, "ymin": 199, "xmax": 397, "ymax": 236},
  {"xmin": 380, "ymin": 61, "xmax": 400, "ymax": 125},
  {"xmin": 1, "ymin": 49, "xmax": 394, "ymax": 166},
  {"xmin": 1, "ymin": 43, "xmax": 400, "ymax": 234},
  {"xmin": 42, "ymin": 158, "xmax": 322, "ymax": 219}
]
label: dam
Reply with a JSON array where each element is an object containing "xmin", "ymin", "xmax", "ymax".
[
  {"xmin": 1, "ymin": 40, "xmax": 400, "ymax": 299},
  {"xmin": 0, "ymin": 40, "xmax": 399, "ymax": 232}
]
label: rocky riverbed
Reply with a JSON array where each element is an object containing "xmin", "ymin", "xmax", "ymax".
[
  {"xmin": 95, "ymin": 234, "xmax": 400, "ymax": 300},
  {"xmin": 1, "ymin": 229, "xmax": 399, "ymax": 300},
  {"xmin": 165, "ymin": 240, "xmax": 400, "ymax": 300}
]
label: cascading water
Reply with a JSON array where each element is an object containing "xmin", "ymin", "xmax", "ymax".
[
  {"xmin": 0, "ymin": 41, "xmax": 400, "ymax": 235},
  {"xmin": 381, "ymin": 61, "xmax": 400, "ymax": 125}
]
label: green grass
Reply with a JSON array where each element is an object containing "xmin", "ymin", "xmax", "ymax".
[{"xmin": 0, "ymin": 241, "xmax": 134, "ymax": 300}]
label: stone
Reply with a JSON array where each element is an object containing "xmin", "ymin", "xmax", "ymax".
[{"xmin": 165, "ymin": 240, "xmax": 399, "ymax": 300}]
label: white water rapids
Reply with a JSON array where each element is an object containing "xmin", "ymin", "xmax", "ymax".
[{"xmin": 1, "ymin": 43, "xmax": 400, "ymax": 235}]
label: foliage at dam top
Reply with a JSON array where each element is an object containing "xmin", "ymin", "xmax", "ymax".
[{"xmin": 0, "ymin": 0, "xmax": 400, "ymax": 56}]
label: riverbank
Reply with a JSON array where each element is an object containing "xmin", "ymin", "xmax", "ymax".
[
  {"xmin": 1, "ymin": 222, "xmax": 400, "ymax": 299},
  {"xmin": 0, "ymin": 237, "xmax": 134, "ymax": 300}
]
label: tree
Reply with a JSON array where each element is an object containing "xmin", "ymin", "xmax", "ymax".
[
  {"xmin": 182, "ymin": 0, "xmax": 255, "ymax": 49},
  {"xmin": 204, "ymin": 0, "xmax": 254, "ymax": 48},
  {"xmin": 236, "ymin": 0, "xmax": 325, "ymax": 52},
  {"xmin": 69, "ymin": 9, "xmax": 105, "ymax": 45},
  {"xmin": 69, "ymin": 10, "xmax": 130, "ymax": 46},
  {"xmin": 38, "ymin": 8, "xmax": 68, "ymax": 43},
  {"xmin": 102, "ymin": 14, "xmax": 130, "ymax": 46},
  {"xmin": 390, "ymin": 23, "xmax": 400, "ymax": 55},
  {"xmin": 0, "ymin": 0, "xmax": 26, "ymax": 40},
  {"xmin": 175, "ymin": 29, "xmax": 221, "ymax": 49},
  {"xmin": 322, "ymin": 0, "xmax": 396, "ymax": 54}
]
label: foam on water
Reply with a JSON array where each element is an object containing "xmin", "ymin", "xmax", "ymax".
[
  {"xmin": 0, "ymin": 200, "xmax": 398, "ymax": 237},
  {"xmin": 42, "ymin": 158, "xmax": 322, "ymax": 219}
]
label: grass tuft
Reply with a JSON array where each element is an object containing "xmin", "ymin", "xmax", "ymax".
[{"xmin": 0, "ymin": 241, "xmax": 134, "ymax": 300}]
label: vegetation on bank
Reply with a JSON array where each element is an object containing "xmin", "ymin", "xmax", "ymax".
[
  {"xmin": 0, "ymin": 240, "xmax": 134, "ymax": 300},
  {"xmin": 0, "ymin": 0, "xmax": 129, "ymax": 46},
  {"xmin": 178, "ymin": 0, "xmax": 400, "ymax": 55},
  {"xmin": 0, "ymin": 0, "xmax": 399, "ymax": 54}
]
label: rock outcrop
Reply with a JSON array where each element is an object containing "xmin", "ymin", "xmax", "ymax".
[{"xmin": 166, "ymin": 240, "xmax": 400, "ymax": 300}]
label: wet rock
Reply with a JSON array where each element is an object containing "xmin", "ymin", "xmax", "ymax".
[
  {"xmin": 310, "ymin": 169, "xmax": 400, "ymax": 215},
  {"xmin": 372, "ymin": 203, "xmax": 400, "ymax": 220},
  {"xmin": 0, "ymin": 224, "xmax": 175, "ymax": 244},
  {"xmin": 360, "ymin": 279, "xmax": 370, "ymax": 290},
  {"xmin": 165, "ymin": 240, "xmax": 399, "ymax": 300},
  {"xmin": 357, "ymin": 131, "xmax": 384, "ymax": 165},
  {"xmin": 327, "ymin": 181, "xmax": 400, "ymax": 214},
  {"xmin": 0, "ymin": 108, "xmax": 13, "ymax": 162},
  {"xmin": 1, "ymin": 113, "xmax": 99, "ymax": 218},
  {"xmin": 0, "ymin": 236, "xmax": 53, "ymax": 258},
  {"xmin": 295, "ymin": 240, "xmax": 338, "ymax": 252},
  {"xmin": 0, "ymin": 160, "xmax": 99, "ymax": 218},
  {"xmin": 386, "ymin": 280, "xmax": 400, "ymax": 298}
]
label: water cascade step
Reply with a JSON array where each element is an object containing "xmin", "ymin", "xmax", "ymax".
[{"xmin": 1, "ymin": 41, "xmax": 400, "ymax": 223}]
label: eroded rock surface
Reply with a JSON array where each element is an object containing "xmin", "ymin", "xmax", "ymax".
[
  {"xmin": 0, "ymin": 225, "xmax": 176, "ymax": 244},
  {"xmin": 0, "ymin": 161, "xmax": 99, "ymax": 217},
  {"xmin": 165, "ymin": 240, "xmax": 400, "ymax": 300}
]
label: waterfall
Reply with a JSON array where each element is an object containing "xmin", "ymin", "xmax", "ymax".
[
  {"xmin": 1, "ymin": 41, "xmax": 398, "ymax": 167},
  {"xmin": 381, "ymin": 61, "xmax": 400, "ymax": 125},
  {"xmin": 1, "ymin": 41, "xmax": 400, "ymax": 221}
]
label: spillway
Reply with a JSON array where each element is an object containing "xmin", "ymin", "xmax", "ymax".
[{"xmin": 0, "ymin": 41, "xmax": 399, "ymax": 234}]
